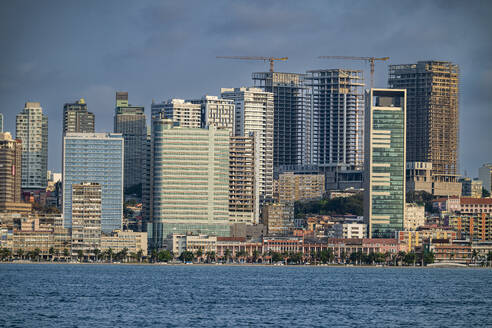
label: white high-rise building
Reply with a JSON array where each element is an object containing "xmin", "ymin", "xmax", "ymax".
[
  {"xmin": 479, "ymin": 164, "xmax": 492, "ymax": 193},
  {"xmin": 221, "ymin": 87, "xmax": 274, "ymax": 203},
  {"xmin": 150, "ymin": 99, "xmax": 201, "ymax": 128},
  {"xmin": 16, "ymin": 102, "xmax": 48, "ymax": 189},
  {"xmin": 188, "ymin": 95, "xmax": 235, "ymax": 136}
]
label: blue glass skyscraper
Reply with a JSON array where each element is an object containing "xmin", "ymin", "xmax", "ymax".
[{"xmin": 63, "ymin": 133, "xmax": 124, "ymax": 233}]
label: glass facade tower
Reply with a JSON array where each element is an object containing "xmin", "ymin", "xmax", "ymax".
[
  {"xmin": 364, "ymin": 89, "xmax": 406, "ymax": 238},
  {"xmin": 63, "ymin": 133, "xmax": 124, "ymax": 233}
]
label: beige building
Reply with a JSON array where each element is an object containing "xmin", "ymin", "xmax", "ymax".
[
  {"xmin": 406, "ymin": 162, "xmax": 462, "ymax": 196},
  {"xmin": 151, "ymin": 99, "xmax": 201, "ymax": 128},
  {"xmin": 229, "ymin": 134, "xmax": 259, "ymax": 224},
  {"xmin": 261, "ymin": 202, "xmax": 294, "ymax": 236},
  {"xmin": 404, "ymin": 203, "xmax": 425, "ymax": 231},
  {"xmin": 276, "ymin": 172, "xmax": 325, "ymax": 203},
  {"xmin": 71, "ymin": 183, "xmax": 102, "ymax": 256},
  {"xmin": 333, "ymin": 222, "xmax": 366, "ymax": 239},
  {"xmin": 100, "ymin": 230, "xmax": 148, "ymax": 257},
  {"xmin": 164, "ymin": 233, "xmax": 217, "ymax": 256}
]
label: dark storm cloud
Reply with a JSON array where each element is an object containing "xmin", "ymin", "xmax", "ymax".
[{"xmin": 0, "ymin": 0, "xmax": 491, "ymax": 176}]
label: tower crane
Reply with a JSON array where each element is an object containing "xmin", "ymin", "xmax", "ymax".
[
  {"xmin": 216, "ymin": 56, "xmax": 288, "ymax": 73},
  {"xmin": 318, "ymin": 56, "xmax": 390, "ymax": 88}
]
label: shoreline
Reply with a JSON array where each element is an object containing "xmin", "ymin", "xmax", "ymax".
[{"xmin": 1, "ymin": 261, "xmax": 489, "ymax": 269}]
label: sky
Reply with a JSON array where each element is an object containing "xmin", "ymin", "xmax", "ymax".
[{"xmin": 1, "ymin": 0, "xmax": 491, "ymax": 176}]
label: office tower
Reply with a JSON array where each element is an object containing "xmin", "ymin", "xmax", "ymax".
[
  {"xmin": 63, "ymin": 133, "xmax": 124, "ymax": 233},
  {"xmin": 114, "ymin": 92, "xmax": 147, "ymax": 190},
  {"xmin": 252, "ymin": 72, "xmax": 309, "ymax": 169},
  {"xmin": 189, "ymin": 95, "xmax": 235, "ymax": 135},
  {"xmin": 150, "ymin": 99, "xmax": 201, "ymax": 127},
  {"xmin": 63, "ymin": 98, "xmax": 95, "ymax": 134},
  {"xmin": 149, "ymin": 118, "xmax": 230, "ymax": 248},
  {"xmin": 16, "ymin": 102, "xmax": 48, "ymax": 190},
  {"xmin": 221, "ymin": 87, "xmax": 274, "ymax": 203},
  {"xmin": 0, "ymin": 113, "xmax": 3, "ymax": 132},
  {"xmin": 388, "ymin": 61, "xmax": 459, "ymax": 176},
  {"xmin": 479, "ymin": 164, "xmax": 492, "ymax": 193},
  {"xmin": 305, "ymin": 69, "xmax": 364, "ymax": 189},
  {"xmin": 71, "ymin": 182, "xmax": 102, "ymax": 255},
  {"xmin": 229, "ymin": 134, "xmax": 259, "ymax": 224},
  {"xmin": 364, "ymin": 89, "xmax": 406, "ymax": 238},
  {"xmin": 0, "ymin": 132, "xmax": 22, "ymax": 204}
]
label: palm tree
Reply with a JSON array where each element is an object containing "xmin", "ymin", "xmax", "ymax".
[
  {"xmin": 77, "ymin": 250, "xmax": 84, "ymax": 262},
  {"xmin": 17, "ymin": 248, "xmax": 24, "ymax": 260},
  {"xmin": 120, "ymin": 247, "xmax": 129, "ymax": 263},
  {"xmin": 252, "ymin": 250, "xmax": 260, "ymax": 263},
  {"xmin": 107, "ymin": 248, "xmax": 114, "ymax": 263},
  {"xmin": 195, "ymin": 248, "xmax": 203, "ymax": 262},
  {"xmin": 63, "ymin": 248, "xmax": 70, "ymax": 261},
  {"xmin": 137, "ymin": 250, "xmax": 143, "ymax": 263},
  {"xmin": 93, "ymin": 249, "xmax": 101, "ymax": 262},
  {"xmin": 33, "ymin": 248, "xmax": 41, "ymax": 262},
  {"xmin": 49, "ymin": 247, "xmax": 55, "ymax": 262},
  {"xmin": 224, "ymin": 249, "xmax": 232, "ymax": 263}
]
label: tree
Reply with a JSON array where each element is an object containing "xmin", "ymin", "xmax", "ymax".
[
  {"xmin": 157, "ymin": 250, "xmax": 173, "ymax": 262},
  {"xmin": 252, "ymin": 250, "xmax": 260, "ymax": 263},
  {"xmin": 106, "ymin": 248, "xmax": 114, "ymax": 262},
  {"xmin": 288, "ymin": 252, "xmax": 303, "ymax": 264},
  {"xmin": 17, "ymin": 248, "xmax": 24, "ymax": 260},
  {"xmin": 423, "ymin": 250, "xmax": 435, "ymax": 265},
  {"xmin": 93, "ymin": 249, "xmax": 101, "ymax": 262},
  {"xmin": 49, "ymin": 247, "xmax": 55, "ymax": 261},
  {"xmin": 483, "ymin": 187, "xmax": 491, "ymax": 198},
  {"xmin": 179, "ymin": 251, "xmax": 194, "ymax": 263},
  {"xmin": 404, "ymin": 252, "xmax": 417, "ymax": 266},
  {"xmin": 224, "ymin": 249, "xmax": 232, "ymax": 263},
  {"xmin": 195, "ymin": 248, "xmax": 203, "ymax": 262},
  {"xmin": 151, "ymin": 249, "xmax": 158, "ymax": 263},
  {"xmin": 205, "ymin": 251, "xmax": 216, "ymax": 263},
  {"xmin": 271, "ymin": 252, "xmax": 283, "ymax": 263},
  {"xmin": 63, "ymin": 248, "xmax": 70, "ymax": 260},
  {"xmin": 137, "ymin": 250, "xmax": 143, "ymax": 263},
  {"xmin": 77, "ymin": 250, "xmax": 84, "ymax": 262},
  {"xmin": 119, "ymin": 247, "xmax": 129, "ymax": 262},
  {"xmin": 33, "ymin": 248, "xmax": 41, "ymax": 262},
  {"xmin": 471, "ymin": 249, "xmax": 478, "ymax": 264}
]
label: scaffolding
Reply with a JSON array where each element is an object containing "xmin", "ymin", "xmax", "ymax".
[{"xmin": 389, "ymin": 61, "xmax": 459, "ymax": 176}]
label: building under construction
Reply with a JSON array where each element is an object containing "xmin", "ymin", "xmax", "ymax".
[
  {"xmin": 252, "ymin": 72, "xmax": 309, "ymax": 171},
  {"xmin": 389, "ymin": 61, "xmax": 459, "ymax": 175},
  {"xmin": 389, "ymin": 61, "xmax": 460, "ymax": 195},
  {"xmin": 304, "ymin": 69, "xmax": 364, "ymax": 190}
]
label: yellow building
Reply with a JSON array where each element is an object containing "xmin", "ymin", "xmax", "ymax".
[{"xmin": 100, "ymin": 230, "xmax": 148, "ymax": 257}]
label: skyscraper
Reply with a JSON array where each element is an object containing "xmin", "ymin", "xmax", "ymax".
[
  {"xmin": 63, "ymin": 98, "xmax": 95, "ymax": 134},
  {"xmin": 16, "ymin": 102, "xmax": 48, "ymax": 190},
  {"xmin": 71, "ymin": 182, "xmax": 102, "ymax": 256},
  {"xmin": 229, "ymin": 133, "xmax": 259, "ymax": 224},
  {"xmin": 221, "ymin": 87, "xmax": 274, "ymax": 203},
  {"xmin": 189, "ymin": 95, "xmax": 235, "ymax": 135},
  {"xmin": 305, "ymin": 69, "xmax": 364, "ymax": 189},
  {"xmin": 0, "ymin": 132, "xmax": 22, "ymax": 204},
  {"xmin": 252, "ymin": 72, "xmax": 309, "ymax": 169},
  {"xmin": 63, "ymin": 133, "xmax": 124, "ymax": 233},
  {"xmin": 0, "ymin": 113, "xmax": 3, "ymax": 132},
  {"xmin": 114, "ymin": 92, "xmax": 147, "ymax": 190},
  {"xmin": 364, "ymin": 89, "xmax": 406, "ymax": 238},
  {"xmin": 149, "ymin": 118, "xmax": 230, "ymax": 248},
  {"xmin": 388, "ymin": 61, "xmax": 459, "ymax": 176},
  {"xmin": 151, "ymin": 99, "xmax": 201, "ymax": 128}
]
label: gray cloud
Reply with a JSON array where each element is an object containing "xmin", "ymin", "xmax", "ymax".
[{"xmin": 0, "ymin": 0, "xmax": 491, "ymax": 177}]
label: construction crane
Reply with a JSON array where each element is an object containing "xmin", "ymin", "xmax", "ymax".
[
  {"xmin": 216, "ymin": 56, "xmax": 288, "ymax": 73},
  {"xmin": 318, "ymin": 56, "xmax": 390, "ymax": 88}
]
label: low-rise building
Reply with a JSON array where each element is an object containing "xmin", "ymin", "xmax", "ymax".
[
  {"xmin": 404, "ymin": 203, "xmax": 425, "ymax": 230},
  {"xmin": 433, "ymin": 197, "xmax": 460, "ymax": 213},
  {"xmin": 261, "ymin": 202, "xmax": 294, "ymax": 236},
  {"xmin": 459, "ymin": 178, "xmax": 482, "ymax": 198},
  {"xmin": 332, "ymin": 222, "xmax": 367, "ymax": 239},
  {"xmin": 100, "ymin": 230, "xmax": 148, "ymax": 257},
  {"xmin": 448, "ymin": 214, "xmax": 491, "ymax": 241},
  {"xmin": 428, "ymin": 239, "xmax": 471, "ymax": 264},
  {"xmin": 397, "ymin": 227, "xmax": 457, "ymax": 252},
  {"xmin": 276, "ymin": 172, "xmax": 325, "ymax": 203},
  {"xmin": 459, "ymin": 197, "xmax": 492, "ymax": 215}
]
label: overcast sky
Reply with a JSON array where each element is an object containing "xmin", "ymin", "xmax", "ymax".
[{"xmin": 1, "ymin": 0, "xmax": 491, "ymax": 176}]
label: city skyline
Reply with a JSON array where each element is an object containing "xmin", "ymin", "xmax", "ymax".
[{"xmin": 0, "ymin": 1, "xmax": 491, "ymax": 176}]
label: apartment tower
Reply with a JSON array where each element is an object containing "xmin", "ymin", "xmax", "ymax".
[
  {"xmin": 0, "ymin": 132, "xmax": 22, "ymax": 204},
  {"xmin": 16, "ymin": 102, "xmax": 48, "ymax": 190},
  {"xmin": 221, "ymin": 87, "xmax": 274, "ymax": 203},
  {"xmin": 63, "ymin": 99, "xmax": 95, "ymax": 134}
]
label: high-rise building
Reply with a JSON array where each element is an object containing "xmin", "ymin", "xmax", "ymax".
[
  {"xmin": 364, "ymin": 89, "xmax": 406, "ymax": 238},
  {"xmin": 305, "ymin": 69, "xmax": 364, "ymax": 190},
  {"xmin": 261, "ymin": 202, "xmax": 294, "ymax": 236},
  {"xmin": 63, "ymin": 133, "xmax": 124, "ymax": 233},
  {"xmin": 276, "ymin": 172, "xmax": 325, "ymax": 203},
  {"xmin": 221, "ymin": 87, "xmax": 274, "ymax": 203},
  {"xmin": 388, "ymin": 61, "xmax": 459, "ymax": 176},
  {"xmin": 63, "ymin": 98, "xmax": 95, "ymax": 134},
  {"xmin": 0, "ymin": 113, "xmax": 3, "ymax": 132},
  {"xmin": 71, "ymin": 182, "xmax": 102, "ymax": 256},
  {"xmin": 252, "ymin": 72, "xmax": 309, "ymax": 169},
  {"xmin": 0, "ymin": 132, "xmax": 22, "ymax": 204},
  {"xmin": 150, "ymin": 99, "xmax": 201, "ymax": 128},
  {"xmin": 16, "ymin": 102, "xmax": 48, "ymax": 190},
  {"xmin": 479, "ymin": 164, "xmax": 492, "ymax": 193},
  {"xmin": 149, "ymin": 118, "xmax": 230, "ymax": 249},
  {"xmin": 189, "ymin": 95, "xmax": 235, "ymax": 135},
  {"xmin": 141, "ymin": 127, "xmax": 152, "ymax": 225},
  {"xmin": 229, "ymin": 134, "xmax": 259, "ymax": 224},
  {"xmin": 114, "ymin": 92, "xmax": 147, "ymax": 190}
]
